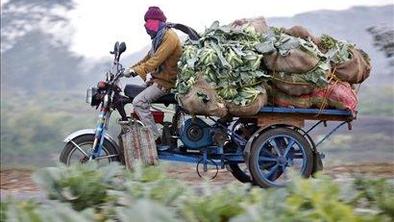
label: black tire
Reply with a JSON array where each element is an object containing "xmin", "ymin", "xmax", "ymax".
[
  {"xmin": 249, "ymin": 127, "xmax": 313, "ymax": 188},
  {"xmin": 59, "ymin": 134, "xmax": 120, "ymax": 165},
  {"xmin": 227, "ymin": 120, "xmax": 259, "ymax": 183},
  {"xmin": 227, "ymin": 163, "xmax": 252, "ymax": 183}
]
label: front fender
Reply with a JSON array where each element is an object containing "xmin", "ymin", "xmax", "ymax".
[{"xmin": 63, "ymin": 129, "xmax": 120, "ymax": 152}]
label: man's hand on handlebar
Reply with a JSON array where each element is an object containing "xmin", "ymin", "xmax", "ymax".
[{"xmin": 122, "ymin": 67, "xmax": 137, "ymax": 78}]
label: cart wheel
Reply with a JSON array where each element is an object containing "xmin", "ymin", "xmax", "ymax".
[
  {"xmin": 227, "ymin": 163, "xmax": 251, "ymax": 183},
  {"xmin": 249, "ymin": 127, "xmax": 313, "ymax": 188},
  {"xmin": 196, "ymin": 158, "xmax": 219, "ymax": 180},
  {"xmin": 226, "ymin": 120, "xmax": 259, "ymax": 183}
]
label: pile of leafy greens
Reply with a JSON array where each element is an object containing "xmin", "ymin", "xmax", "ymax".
[
  {"xmin": 273, "ymin": 61, "xmax": 330, "ymax": 88},
  {"xmin": 176, "ymin": 22, "xmax": 361, "ymax": 108},
  {"xmin": 320, "ymin": 34, "xmax": 354, "ymax": 64},
  {"xmin": 176, "ymin": 21, "xmax": 270, "ymax": 106},
  {"xmin": 255, "ymin": 27, "xmax": 324, "ymax": 58},
  {"xmin": 257, "ymin": 29, "xmax": 330, "ymax": 87}
]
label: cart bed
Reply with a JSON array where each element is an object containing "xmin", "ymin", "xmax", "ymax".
[{"xmin": 256, "ymin": 106, "xmax": 356, "ymax": 129}]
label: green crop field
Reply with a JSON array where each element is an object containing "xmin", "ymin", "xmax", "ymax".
[{"xmin": 1, "ymin": 163, "xmax": 393, "ymax": 222}]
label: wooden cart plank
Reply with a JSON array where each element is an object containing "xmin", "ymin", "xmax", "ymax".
[
  {"xmin": 257, "ymin": 115, "xmax": 305, "ymax": 128},
  {"xmin": 254, "ymin": 106, "xmax": 355, "ymax": 128}
]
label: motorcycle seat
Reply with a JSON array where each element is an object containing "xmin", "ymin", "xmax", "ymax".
[{"xmin": 124, "ymin": 84, "xmax": 177, "ymax": 104}]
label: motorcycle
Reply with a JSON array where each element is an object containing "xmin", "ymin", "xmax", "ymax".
[{"xmin": 60, "ymin": 41, "xmax": 322, "ymax": 188}]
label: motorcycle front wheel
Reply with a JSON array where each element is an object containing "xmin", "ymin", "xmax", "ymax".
[{"xmin": 59, "ymin": 134, "xmax": 120, "ymax": 166}]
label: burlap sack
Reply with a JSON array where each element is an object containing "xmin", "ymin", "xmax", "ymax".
[
  {"xmin": 283, "ymin": 26, "xmax": 321, "ymax": 46},
  {"xmin": 333, "ymin": 48, "xmax": 371, "ymax": 84},
  {"xmin": 178, "ymin": 75, "xmax": 228, "ymax": 117},
  {"xmin": 120, "ymin": 122, "xmax": 159, "ymax": 170},
  {"xmin": 230, "ymin": 17, "xmax": 269, "ymax": 34},
  {"xmin": 269, "ymin": 81, "xmax": 357, "ymax": 112},
  {"xmin": 311, "ymin": 81, "xmax": 358, "ymax": 113},
  {"xmin": 270, "ymin": 87, "xmax": 313, "ymax": 108},
  {"xmin": 226, "ymin": 89, "xmax": 267, "ymax": 116},
  {"xmin": 263, "ymin": 49, "xmax": 320, "ymax": 73},
  {"xmin": 272, "ymin": 72, "xmax": 315, "ymax": 96}
]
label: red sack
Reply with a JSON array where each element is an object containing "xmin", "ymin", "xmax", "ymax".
[
  {"xmin": 269, "ymin": 82, "xmax": 358, "ymax": 113},
  {"xmin": 312, "ymin": 82, "xmax": 358, "ymax": 113},
  {"xmin": 270, "ymin": 88, "xmax": 313, "ymax": 108}
]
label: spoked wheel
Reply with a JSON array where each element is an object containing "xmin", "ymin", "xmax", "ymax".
[
  {"xmin": 249, "ymin": 127, "xmax": 313, "ymax": 188},
  {"xmin": 59, "ymin": 135, "xmax": 120, "ymax": 166},
  {"xmin": 196, "ymin": 158, "xmax": 219, "ymax": 180}
]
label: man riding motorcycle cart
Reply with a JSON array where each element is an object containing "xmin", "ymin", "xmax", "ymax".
[
  {"xmin": 123, "ymin": 6, "xmax": 182, "ymax": 142},
  {"xmin": 61, "ymin": 6, "xmax": 356, "ymax": 187}
]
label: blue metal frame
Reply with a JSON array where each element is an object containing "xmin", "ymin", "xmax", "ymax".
[
  {"xmin": 158, "ymin": 149, "xmax": 245, "ymax": 165},
  {"xmin": 301, "ymin": 119, "xmax": 351, "ymax": 148},
  {"xmin": 91, "ymin": 109, "xmax": 108, "ymax": 159},
  {"xmin": 260, "ymin": 106, "xmax": 353, "ymax": 116},
  {"xmin": 157, "ymin": 107, "xmax": 354, "ymax": 169},
  {"xmin": 315, "ymin": 121, "xmax": 348, "ymax": 147}
]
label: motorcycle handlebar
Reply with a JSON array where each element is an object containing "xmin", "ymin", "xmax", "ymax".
[{"xmin": 110, "ymin": 69, "xmax": 124, "ymax": 84}]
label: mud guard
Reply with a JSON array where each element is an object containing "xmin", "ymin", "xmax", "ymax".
[
  {"xmin": 63, "ymin": 129, "xmax": 121, "ymax": 154},
  {"xmin": 312, "ymin": 152, "xmax": 324, "ymax": 175}
]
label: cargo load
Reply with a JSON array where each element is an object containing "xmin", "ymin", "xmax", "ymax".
[
  {"xmin": 256, "ymin": 29, "xmax": 323, "ymax": 73},
  {"xmin": 230, "ymin": 17, "xmax": 269, "ymax": 34},
  {"xmin": 175, "ymin": 19, "xmax": 368, "ymax": 116},
  {"xmin": 176, "ymin": 21, "xmax": 270, "ymax": 117},
  {"xmin": 269, "ymin": 81, "xmax": 358, "ymax": 113},
  {"xmin": 319, "ymin": 34, "xmax": 372, "ymax": 84},
  {"xmin": 177, "ymin": 74, "xmax": 228, "ymax": 117}
]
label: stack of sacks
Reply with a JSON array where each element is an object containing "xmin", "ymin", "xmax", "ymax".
[
  {"xmin": 175, "ymin": 19, "xmax": 370, "ymax": 117},
  {"xmin": 263, "ymin": 26, "xmax": 370, "ymax": 113}
]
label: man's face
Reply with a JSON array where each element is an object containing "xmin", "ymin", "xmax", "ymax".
[{"xmin": 144, "ymin": 19, "xmax": 161, "ymax": 38}]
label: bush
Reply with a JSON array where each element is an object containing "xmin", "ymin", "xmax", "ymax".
[{"xmin": 2, "ymin": 163, "xmax": 393, "ymax": 222}]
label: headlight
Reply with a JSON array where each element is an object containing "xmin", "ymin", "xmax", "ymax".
[
  {"xmin": 86, "ymin": 87, "xmax": 100, "ymax": 106},
  {"xmin": 86, "ymin": 87, "xmax": 92, "ymax": 104}
]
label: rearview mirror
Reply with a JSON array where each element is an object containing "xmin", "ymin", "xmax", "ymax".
[
  {"xmin": 119, "ymin": 42, "xmax": 126, "ymax": 54},
  {"xmin": 114, "ymin": 41, "xmax": 119, "ymax": 53}
]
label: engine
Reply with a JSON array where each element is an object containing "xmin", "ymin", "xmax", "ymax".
[{"xmin": 179, "ymin": 117, "xmax": 228, "ymax": 149}]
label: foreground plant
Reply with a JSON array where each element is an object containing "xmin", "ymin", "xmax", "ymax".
[{"xmin": 2, "ymin": 163, "xmax": 393, "ymax": 222}]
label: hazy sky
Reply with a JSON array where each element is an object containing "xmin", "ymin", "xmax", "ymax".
[{"xmin": 65, "ymin": 0, "xmax": 392, "ymax": 59}]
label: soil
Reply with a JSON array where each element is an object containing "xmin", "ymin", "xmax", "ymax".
[
  {"xmin": 1, "ymin": 169, "xmax": 39, "ymax": 192},
  {"xmin": 1, "ymin": 162, "xmax": 393, "ymax": 201}
]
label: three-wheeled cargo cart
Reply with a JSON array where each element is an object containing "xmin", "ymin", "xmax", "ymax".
[{"xmin": 154, "ymin": 101, "xmax": 356, "ymax": 188}]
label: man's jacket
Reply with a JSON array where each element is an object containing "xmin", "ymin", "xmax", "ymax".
[{"xmin": 132, "ymin": 29, "xmax": 182, "ymax": 90}]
